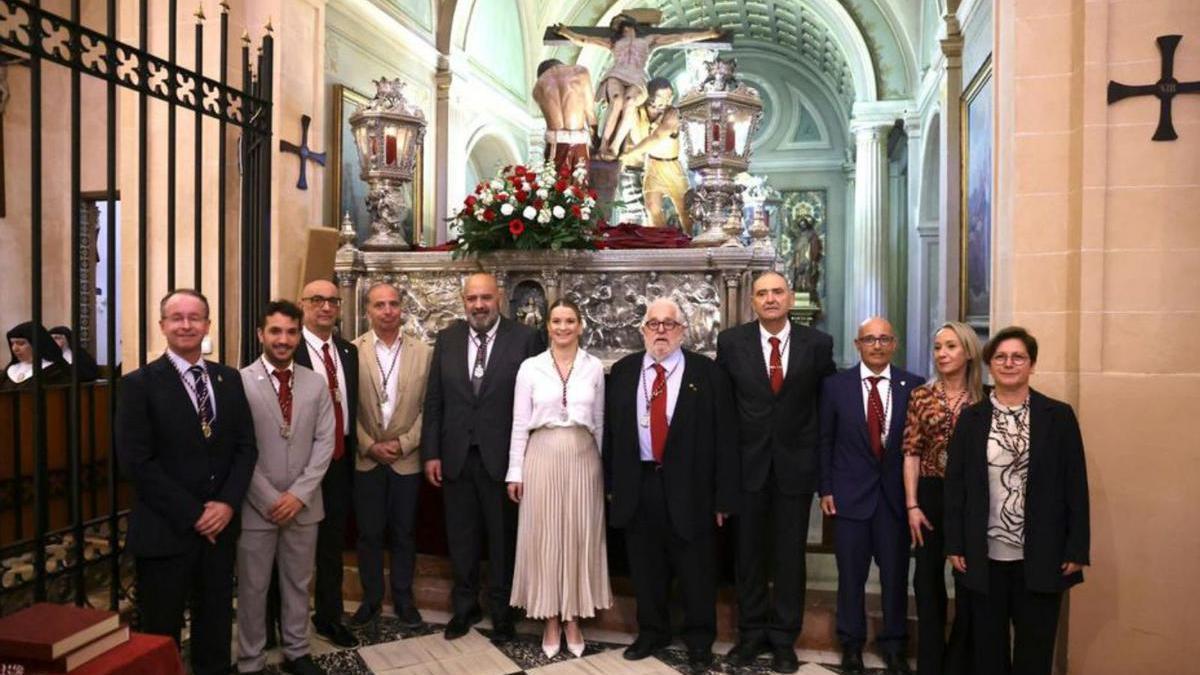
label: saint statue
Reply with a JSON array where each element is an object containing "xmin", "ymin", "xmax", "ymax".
[
  {"xmin": 617, "ymin": 78, "xmax": 690, "ymax": 231},
  {"xmin": 532, "ymin": 59, "xmax": 596, "ymax": 177},
  {"xmin": 553, "ymin": 14, "xmax": 719, "ymax": 161},
  {"xmin": 790, "ymin": 211, "xmax": 823, "ymax": 295}
]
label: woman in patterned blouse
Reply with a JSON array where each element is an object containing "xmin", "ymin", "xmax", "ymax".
[{"xmin": 902, "ymin": 321, "xmax": 983, "ymax": 675}]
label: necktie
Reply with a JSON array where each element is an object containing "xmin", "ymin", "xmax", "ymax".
[
  {"xmin": 650, "ymin": 363, "xmax": 668, "ymax": 464},
  {"xmin": 866, "ymin": 375, "xmax": 884, "ymax": 459},
  {"xmin": 274, "ymin": 369, "xmax": 293, "ymax": 425},
  {"xmin": 189, "ymin": 365, "xmax": 214, "ymax": 430},
  {"xmin": 768, "ymin": 336, "xmax": 784, "ymax": 394},
  {"xmin": 321, "ymin": 343, "xmax": 346, "ymax": 460},
  {"xmin": 472, "ymin": 331, "xmax": 489, "ymax": 395}
]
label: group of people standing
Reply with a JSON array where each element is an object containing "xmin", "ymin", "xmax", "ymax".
[{"xmin": 111, "ymin": 269, "xmax": 1089, "ymax": 675}]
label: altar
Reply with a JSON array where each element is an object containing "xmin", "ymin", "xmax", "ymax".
[{"xmin": 334, "ymin": 247, "xmax": 775, "ymax": 361}]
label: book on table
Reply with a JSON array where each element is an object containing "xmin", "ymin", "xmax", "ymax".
[
  {"xmin": 1, "ymin": 626, "xmax": 131, "ymax": 673},
  {"xmin": 0, "ymin": 602, "xmax": 121, "ymax": 661}
]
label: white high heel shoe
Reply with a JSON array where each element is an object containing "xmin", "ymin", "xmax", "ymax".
[
  {"xmin": 543, "ymin": 624, "xmax": 562, "ymax": 659},
  {"xmin": 566, "ymin": 623, "xmax": 585, "ymax": 657}
]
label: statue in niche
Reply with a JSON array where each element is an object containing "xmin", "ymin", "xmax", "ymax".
[
  {"xmin": 552, "ymin": 14, "xmax": 720, "ymax": 160},
  {"xmin": 790, "ymin": 210, "xmax": 823, "ymax": 296},
  {"xmin": 516, "ymin": 295, "xmax": 544, "ymax": 329}
]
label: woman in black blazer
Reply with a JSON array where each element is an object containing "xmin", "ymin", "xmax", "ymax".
[{"xmin": 944, "ymin": 326, "xmax": 1090, "ymax": 675}]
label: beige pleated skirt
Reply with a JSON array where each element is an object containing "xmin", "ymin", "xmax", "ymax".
[{"xmin": 510, "ymin": 425, "xmax": 613, "ymax": 620}]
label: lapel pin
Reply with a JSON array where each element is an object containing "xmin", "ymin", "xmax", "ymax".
[{"xmin": 217, "ymin": 374, "xmax": 223, "ymax": 383}]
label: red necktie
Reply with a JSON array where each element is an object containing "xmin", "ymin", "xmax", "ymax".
[
  {"xmin": 274, "ymin": 369, "xmax": 293, "ymax": 425},
  {"xmin": 866, "ymin": 375, "xmax": 884, "ymax": 459},
  {"xmin": 650, "ymin": 363, "xmax": 668, "ymax": 464},
  {"xmin": 321, "ymin": 343, "xmax": 346, "ymax": 460},
  {"xmin": 768, "ymin": 336, "xmax": 784, "ymax": 394}
]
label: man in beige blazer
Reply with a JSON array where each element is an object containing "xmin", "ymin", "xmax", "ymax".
[
  {"xmin": 236, "ymin": 301, "xmax": 334, "ymax": 675},
  {"xmin": 352, "ymin": 282, "xmax": 433, "ymax": 629}
]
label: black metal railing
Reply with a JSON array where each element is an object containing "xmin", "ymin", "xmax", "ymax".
[{"xmin": 0, "ymin": 0, "xmax": 274, "ymax": 613}]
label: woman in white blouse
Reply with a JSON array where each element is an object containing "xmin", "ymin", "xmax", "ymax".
[{"xmin": 506, "ymin": 299, "xmax": 612, "ymax": 658}]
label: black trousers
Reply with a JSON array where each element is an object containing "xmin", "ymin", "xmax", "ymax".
[
  {"xmin": 135, "ymin": 527, "xmax": 237, "ymax": 675},
  {"xmin": 266, "ymin": 448, "xmax": 354, "ymax": 633},
  {"xmin": 734, "ymin": 468, "xmax": 813, "ymax": 649},
  {"xmin": 624, "ymin": 462, "xmax": 717, "ymax": 652},
  {"xmin": 355, "ymin": 464, "xmax": 422, "ymax": 609},
  {"xmin": 443, "ymin": 446, "xmax": 516, "ymax": 621},
  {"xmin": 971, "ymin": 560, "xmax": 1062, "ymax": 675},
  {"xmin": 834, "ymin": 500, "xmax": 910, "ymax": 654},
  {"xmin": 912, "ymin": 477, "xmax": 972, "ymax": 675}
]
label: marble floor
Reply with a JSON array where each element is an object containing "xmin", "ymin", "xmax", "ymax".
[{"xmin": 195, "ymin": 603, "xmax": 904, "ymax": 675}]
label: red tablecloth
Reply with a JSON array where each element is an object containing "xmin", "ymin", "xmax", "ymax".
[{"xmin": 72, "ymin": 632, "xmax": 184, "ymax": 675}]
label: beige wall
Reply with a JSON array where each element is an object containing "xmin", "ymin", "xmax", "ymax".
[{"xmin": 994, "ymin": 0, "xmax": 1200, "ymax": 672}]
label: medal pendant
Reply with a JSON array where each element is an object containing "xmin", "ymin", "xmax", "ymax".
[
  {"xmin": 281, "ymin": 423, "xmax": 292, "ymax": 439},
  {"xmin": 201, "ymin": 422, "xmax": 212, "ymax": 439},
  {"xmin": 473, "ymin": 364, "xmax": 484, "ymax": 379},
  {"xmin": 560, "ymin": 409, "xmax": 569, "ymax": 422},
  {"xmin": 333, "ymin": 388, "xmax": 341, "ymax": 403},
  {"xmin": 381, "ymin": 391, "xmax": 389, "ymax": 405},
  {"xmin": 639, "ymin": 415, "xmax": 650, "ymax": 428}
]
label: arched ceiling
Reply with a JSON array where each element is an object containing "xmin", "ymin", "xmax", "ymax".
[{"xmin": 642, "ymin": 0, "xmax": 855, "ymax": 107}]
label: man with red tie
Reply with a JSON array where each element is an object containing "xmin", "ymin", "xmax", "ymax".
[
  {"xmin": 603, "ymin": 298, "xmax": 739, "ymax": 670},
  {"xmin": 717, "ymin": 272, "xmax": 835, "ymax": 673},
  {"xmin": 818, "ymin": 317, "xmax": 925, "ymax": 675},
  {"xmin": 292, "ymin": 279, "xmax": 360, "ymax": 647}
]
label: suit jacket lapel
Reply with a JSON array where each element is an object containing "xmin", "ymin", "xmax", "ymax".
[
  {"xmin": 1027, "ymin": 391, "xmax": 1052, "ymax": 479},
  {"xmin": 362, "ymin": 332, "xmax": 384, "ymax": 400},
  {"xmin": 385, "ymin": 344, "xmax": 419, "ymax": 436},
  {"xmin": 781, "ymin": 324, "xmax": 808, "ymax": 393},
  {"xmin": 847, "ymin": 368, "xmax": 872, "ymax": 451},
  {"xmin": 887, "ymin": 374, "xmax": 909, "ymax": 446},
  {"xmin": 155, "ymin": 357, "xmax": 203, "ymax": 435},
  {"xmin": 294, "ymin": 344, "xmax": 313, "ymax": 370},
  {"xmin": 667, "ymin": 354, "xmax": 699, "ymax": 448},
  {"xmin": 477, "ymin": 320, "xmax": 510, "ymax": 397},
  {"xmin": 251, "ymin": 365, "xmax": 286, "ymax": 429},
  {"xmin": 742, "ymin": 327, "xmax": 774, "ymax": 396}
]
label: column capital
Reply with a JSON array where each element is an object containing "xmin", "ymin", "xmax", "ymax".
[{"xmin": 850, "ymin": 100, "xmax": 911, "ymax": 134}]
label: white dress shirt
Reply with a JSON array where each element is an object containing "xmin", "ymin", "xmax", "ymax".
[
  {"xmin": 5, "ymin": 360, "xmax": 53, "ymax": 384},
  {"xmin": 167, "ymin": 349, "xmax": 217, "ymax": 419},
  {"xmin": 257, "ymin": 355, "xmax": 295, "ymax": 395},
  {"xmin": 302, "ymin": 326, "xmax": 350, "ymax": 429},
  {"xmin": 506, "ymin": 349, "xmax": 605, "ymax": 482},
  {"xmin": 859, "ymin": 362, "xmax": 893, "ymax": 443},
  {"xmin": 61, "ymin": 348, "xmax": 74, "ymax": 365},
  {"xmin": 759, "ymin": 321, "xmax": 792, "ymax": 379},
  {"xmin": 373, "ymin": 332, "xmax": 403, "ymax": 428},
  {"xmin": 466, "ymin": 319, "xmax": 501, "ymax": 374},
  {"xmin": 637, "ymin": 349, "xmax": 685, "ymax": 462}
]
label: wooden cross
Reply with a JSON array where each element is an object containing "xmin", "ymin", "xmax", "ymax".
[
  {"xmin": 543, "ymin": 10, "xmax": 731, "ymax": 48},
  {"xmin": 1108, "ymin": 34, "xmax": 1200, "ymax": 141},
  {"xmin": 279, "ymin": 114, "xmax": 326, "ymax": 190}
]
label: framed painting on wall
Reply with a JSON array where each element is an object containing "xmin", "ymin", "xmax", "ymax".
[
  {"xmin": 960, "ymin": 56, "xmax": 992, "ymax": 330},
  {"xmin": 330, "ymin": 83, "xmax": 424, "ymax": 246}
]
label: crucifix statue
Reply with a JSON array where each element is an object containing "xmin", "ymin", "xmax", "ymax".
[
  {"xmin": 546, "ymin": 10, "xmax": 729, "ymax": 160},
  {"xmin": 1108, "ymin": 34, "xmax": 1200, "ymax": 141},
  {"xmin": 279, "ymin": 114, "xmax": 326, "ymax": 190}
]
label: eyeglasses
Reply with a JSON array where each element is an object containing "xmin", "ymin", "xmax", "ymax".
[
  {"xmin": 643, "ymin": 319, "xmax": 684, "ymax": 332},
  {"xmin": 990, "ymin": 353, "xmax": 1029, "ymax": 366},
  {"xmin": 302, "ymin": 295, "xmax": 342, "ymax": 308},
  {"xmin": 857, "ymin": 335, "xmax": 895, "ymax": 347}
]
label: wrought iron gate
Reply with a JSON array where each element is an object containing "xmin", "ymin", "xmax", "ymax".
[{"xmin": 0, "ymin": 0, "xmax": 273, "ymax": 614}]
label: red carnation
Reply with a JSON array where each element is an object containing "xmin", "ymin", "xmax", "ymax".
[
  {"xmin": 497, "ymin": 193, "xmax": 508, "ymax": 202},
  {"xmin": 533, "ymin": 199, "xmax": 545, "ymax": 210},
  {"xmin": 572, "ymin": 186, "xmax": 584, "ymax": 199},
  {"xmin": 482, "ymin": 209, "xmax": 495, "ymax": 222},
  {"xmin": 529, "ymin": 182, "xmax": 540, "ymax": 192},
  {"xmin": 515, "ymin": 190, "xmax": 528, "ymax": 203},
  {"xmin": 554, "ymin": 179, "xmax": 568, "ymax": 192},
  {"xmin": 509, "ymin": 219, "xmax": 525, "ymax": 237},
  {"xmin": 474, "ymin": 184, "xmax": 484, "ymax": 195},
  {"xmin": 571, "ymin": 204, "xmax": 582, "ymax": 217},
  {"xmin": 588, "ymin": 189, "xmax": 598, "ymax": 200},
  {"xmin": 515, "ymin": 165, "xmax": 528, "ymax": 175}
]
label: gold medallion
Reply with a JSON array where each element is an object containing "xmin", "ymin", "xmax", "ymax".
[{"xmin": 202, "ymin": 422, "xmax": 212, "ymax": 439}]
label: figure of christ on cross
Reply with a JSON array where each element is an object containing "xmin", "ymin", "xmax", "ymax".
[
  {"xmin": 550, "ymin": 12, "xmax": 724, "ymax": 161},
  {"xmin": 532, "ymin": 59, "xmax": 596, "ymax": 179}
]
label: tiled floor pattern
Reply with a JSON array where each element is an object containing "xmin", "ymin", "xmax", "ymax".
[{"xmin": 193, "ymin": 604, "xmax": 903, "ymax": 674}]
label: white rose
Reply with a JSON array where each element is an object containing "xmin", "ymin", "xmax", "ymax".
[
  {"xmin": 537, "ymin": 188, "xmax": 549, "ymax": 199},
  {"xmin": 552, "ymin": 205, "xmax": 566, "ymax": 219},
  {"xmin": 523, "ymin": 205, "xmax": 537, "ymax": 220},
  {"xmin": 500, "ymin": 203, "xmax": 515, "ymax": 216},
  {"xmin": 584, "ymin": 197, "xmax": 596, "ymax": 207},
  {"xmin": 580, "ymin": 208, "xmax": 591, "ymax": 220},
  {"xmin": 537, "ymin": 209, "xmax": 552, "ymax": 224},
  {"xmin": 489, "ymin": 179, "xmax": 504, "ymax": 190}
]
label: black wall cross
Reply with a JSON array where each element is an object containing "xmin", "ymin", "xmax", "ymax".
[
  {"xmin": 279, "ymin": 114, "xmax": 326, "ymax": 190},
  {"xmin": 1108, "ymin": 34, "xmax": 1200, "ymax": 141}
]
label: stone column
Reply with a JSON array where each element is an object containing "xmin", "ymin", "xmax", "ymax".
[
  {"xmin": 848, "ymin": 120, "xmax": 892, "ymax": 327},
  {"xmin": 938, "ymin": 15, "xmax": 964, "ymax": 324},
  {"xmin": 433, "ymin": 57, "xmax": 452, "ymax": 243}
]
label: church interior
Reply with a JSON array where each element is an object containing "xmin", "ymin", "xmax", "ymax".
[{"xmin": 0, "ymin": 0, "xmax": 1196, "ymax": 673}]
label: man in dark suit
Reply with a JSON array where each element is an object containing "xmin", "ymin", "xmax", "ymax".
[
  {"xmin": 604, "ymin": 297, "xmax": 739, "ymax": 670},
  {"xmin": 116, "ymin": 289, "xmax": 257, "ymax": 675},
  {"xmin": 291, "ymin": 279, "xmax": 361, "ymax": 646},
  {"xmin": 818, "ymin": 316, "xmax": 924, "ymax": 675},
  {"xmin": 717, "ymin": 272, "xmax": 836, "ymax": 673},
  {"xmin": 421, "ymin": 273, "xmax": 540, "ymax": 643}
]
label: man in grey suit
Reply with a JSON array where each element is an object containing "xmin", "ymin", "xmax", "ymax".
[{"xmin": 236, "ymin": 301, "xmax": 335, "ymax": 675}]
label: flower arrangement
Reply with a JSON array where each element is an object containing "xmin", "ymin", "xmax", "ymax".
[{"xmin": 451, "ymin": 161, "xmax": 600, "ymax": 256}]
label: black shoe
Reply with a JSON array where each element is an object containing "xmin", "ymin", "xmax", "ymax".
[
  {"xmin": 281, "ymin": 655, "xmax": 324, "ymax": 675},
  {"xmin": 883, "ymin": 652, "xmax": 914, "ymax": 675},
  {"xmin": 489, "ymin": 618, "xmax": 516, "ymax": 645},
  {"xmin": 841, "ymin": 646, "xmax": 865, "ymax": 674},
  {"xmin": 623, "ymin": 636, "xmax": 669, "ymax": 660},
  {"xmin": 726, "ymin": 639, "xmax": 769, "ymax": 667},
  {"xmin": 348, "ymin": 603, "xmax": 380, "ymax": 627},
  {"xmin": 395, "ymin": 604, "xmax": 425, "ymax": 630},
  {"xmin": 312, "ymin": 618, "xmax": 359, "ymax": 648},
  {"xmin": 443, "ymin": 607, "xmax": 483, "ymax": 640},
  {"xmin": 770, "ymin": 646, "xmax": 800, "ymax": 673},
  {"xmin": 687, "ymin": 648, "xmax": 713, "ymax": 669}
]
